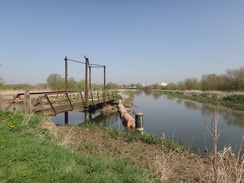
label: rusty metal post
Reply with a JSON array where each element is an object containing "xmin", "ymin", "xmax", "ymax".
[
  {"xmin": 84, "ymin": 56, "xmax": 89, "ymax": 109},
  {"xmin": 104, "ymin": 66, "xmax": 106, "ymax": 90},
  {"xmin": 89, "ymin": 66, "xmax": 92, "ymax": 91},
  {"xmin": 64, "ymin": 56, "xmax": 68, "ymax": 92}
]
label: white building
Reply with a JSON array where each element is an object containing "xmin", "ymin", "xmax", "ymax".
[{"xmin": 143, "ymin": 82, "xmax": 168, "ymax": 87}]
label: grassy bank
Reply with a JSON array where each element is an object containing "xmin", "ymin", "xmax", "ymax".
[
  {"xmin": 0, "ymin": 111, "xmax": 158, "ymax": 183},
  {"xmin": 153, "ymin": 90, "xmax": 244, "ymax": 111},
  {"xmin": 117, "ymin": 89, "xmax": 137, "ymax": 104},
  {"xmin": 1, "ymin": 111, "xmax": 243, "ymax": 182}
]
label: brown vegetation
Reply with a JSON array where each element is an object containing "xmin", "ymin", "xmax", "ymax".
[{"xmin": 38, "ymin": 118, "xmax": 243, "ymax": 182}]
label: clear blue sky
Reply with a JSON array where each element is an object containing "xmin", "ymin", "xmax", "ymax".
[{"xmin": 1, "ymin": 0, "xmax": 243, "ymax": 85}]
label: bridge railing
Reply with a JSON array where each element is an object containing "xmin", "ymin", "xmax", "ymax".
[{"xmin": 4, "ymin": 90, "xmax": 118, "ymax": 115}]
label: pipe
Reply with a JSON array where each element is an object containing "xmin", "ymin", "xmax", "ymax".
[{"xmin": 118, "ymin": 100, "xmax": 135, "ymax": 128}]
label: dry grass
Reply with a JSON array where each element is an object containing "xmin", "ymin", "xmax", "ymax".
[
  {"xmin": 58, "ymin": 126, "xmax": 77, "ymax": 146},
  {"xmin": 194, "ymin": 104, "xmax": 244, "ymax": 183},
  {"xmin": 0, "ymin": 89, "xmax": 52, "ymax": 95},
  {"xmin": 152, "ymin": 135, "xmax": 176, "ymax": 182}
]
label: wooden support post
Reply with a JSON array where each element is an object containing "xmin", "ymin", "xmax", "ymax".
[
  {"xmin": 41, "ymin": 95, "xmax": 45, "ymax": 115},
  {"xmin": 45, "ymin": 94, "xmax": 57, "ymax": 115},
  {"xmin": 24, "ymin": 89, "xmax": 31, "ymax": 113},
  {"xmin": 66, "ymin": 92, "xmax": 74, "ymax": 110}
]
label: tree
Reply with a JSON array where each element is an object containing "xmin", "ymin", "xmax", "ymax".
[
  {"xmin": 78, "ymin": 79, "xmax": 85, "ymax": 90},
  {"xmin": 68, "ymin": 77, "xmax": 78, "ymax": 91},
  {"xmin": 46, "ymin": 74, "xmax": 64, "ymax": 90},
  {"xmin": 225, "ymin": 67, "xmax": 244, "ymax": 91},
  {"xmin": 201, "ymin": 74, "xmax": 219, "ymax": 91},
  {"xmin": 106, "ymin": 82, "xmax": 121, "ymax": 89},
  {"xmin": 184, "ymin": 78, "xmax": 199, "ymax": 90}
]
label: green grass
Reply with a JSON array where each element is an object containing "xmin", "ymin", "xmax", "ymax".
[
  {"xmin": 155, "ymin": 90, "xmax": 244, "ymax": 111},
  {"xmin": 0, "ymin": 111, "xmax": 157, "ymax": 183}
]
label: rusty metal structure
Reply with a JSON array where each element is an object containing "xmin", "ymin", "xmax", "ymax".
[
  {"xmin": 4, "ymin": 56, "xmax": 117, "ymax": 115},
  {"xmin": 64, "ymin": 56, "xmax": 106, "ymax": 110}
]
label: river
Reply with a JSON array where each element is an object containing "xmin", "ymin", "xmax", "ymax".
[{"xmin": 51, "ymin": 91, "xmax": 244, "ymax": 155}]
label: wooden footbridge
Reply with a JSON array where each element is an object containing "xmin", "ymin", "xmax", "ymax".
[
  {"xmin": 4, "ymin": 56, "xmax": 119, "ymax": 116},
  {"xmin": 6, "ymin": 90, "xmax": 117, "ymax": 116}
]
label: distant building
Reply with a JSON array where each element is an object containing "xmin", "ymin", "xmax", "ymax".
[
  {"xmin": 159, "ymin": 82, "xmax": 168, "ymax": 86},
  {"xmin": 142, "ymin": 82, "xmax": 168, "ymax": 87}
]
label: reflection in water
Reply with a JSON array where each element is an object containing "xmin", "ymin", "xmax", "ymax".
[
  {"xmin": 132, "ymin": 91, "xmax": 244, "ymax": 155},
  {"xmin": 152, "ymin": 92, "xmax": 162, "ymax": 99},
  {"xmin": 183, "ymin": 100, "xmax": 201, "ymax": 110},
  {"xmin": 51, "ymin": 91, "xmax": 244, "ymax": 155},
  {"xmin": 51, "ymin": 110, "xmax": 122, "ymax": 129}
]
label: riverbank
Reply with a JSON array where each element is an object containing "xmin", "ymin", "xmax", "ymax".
[
  {"xmin": 0, "ymin": 111, "xmax": 243, "ymax": 182},
  {"xmin": 0, "ymin": 111, "xmax": 156, "ymax": 182},
  {"xmin": 151, "ymin": 90, "xmax": 244, "ymax": 111}
]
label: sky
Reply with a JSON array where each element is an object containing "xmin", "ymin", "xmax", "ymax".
[{"xmin": 0, "ymin": 0, "xmax": 244, "ymax": 85}]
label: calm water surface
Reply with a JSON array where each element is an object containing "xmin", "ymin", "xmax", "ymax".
[{"xmin": 51, "ymin": 91, "xmax": 244, "ymax": 154}]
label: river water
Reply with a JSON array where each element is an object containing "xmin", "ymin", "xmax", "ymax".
[{"xmin": 51, "ymin": 91, "xmax": 244, "ymax": 155}]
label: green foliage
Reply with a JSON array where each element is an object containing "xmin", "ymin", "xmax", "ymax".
[
  {"xmin": 46, "ymin": 73, "xmax": 64, "ymax": 90},
  {"xmin": 144, "ymin": 67, "xmax": 244, "ymax": 91},
  {"xmin": 106, "ymin": 82, "xmax": 122, "ymax": 89},
  {"xmin": 155, "ymin": 90, "xmax": 244, "ymax": 111},
  {"xmin": 223, "ymin": 94, "xmax": 244, "ymax": 102}
]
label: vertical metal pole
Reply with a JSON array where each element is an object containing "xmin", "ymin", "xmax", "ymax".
[
  {"xmin": 84, "ymin": 56, "xmax": 89, "ymax": 109},
  {"xmin": 104, "ymin": 66, "xmax": 106, "ymax": 90},
  {"xmin": 65, "ymin": 56, "xmax": 68, "ymax": 92},
  {"xmin": 89, "ymin": 66, "xmax": 92, "ymax": 91},
  {"xmin": 64, "ymin": 111, "xmax": 68, "ymax": 125},
  {"xmin": 103, "ymin": 66, "xmax": 106, "ymax": 102}
]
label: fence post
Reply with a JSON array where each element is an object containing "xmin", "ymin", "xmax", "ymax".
[
  {"xmin": 41, "ymin": 95, "xmax": 45, "ymax": 115},
  {"xmin": 24, "ymin": 89, "xmax": 30, "ymax": 113}
]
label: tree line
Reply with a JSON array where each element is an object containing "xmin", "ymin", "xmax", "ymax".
[
  {"xmin": 144, "ymin": 67, "xmax": 244, "ymax": 91},
  {"xmin": 0, "ymin": 73, "xmax": 122, "ymax": 91},
  {"xmin": 0, "ymin": 67, "xmax": 243, "ymax": 91}
]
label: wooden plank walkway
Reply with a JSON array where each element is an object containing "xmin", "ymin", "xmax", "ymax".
[{"xmin": 4, "ymin": 90, "xmax": 117, "ymax": 116}]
